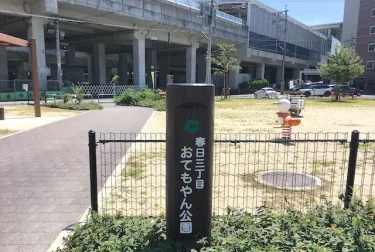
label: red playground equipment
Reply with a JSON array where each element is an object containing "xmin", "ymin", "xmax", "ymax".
[{"xmin": 276, "ymin": 99, "xmax": 301, "ymax": 140}]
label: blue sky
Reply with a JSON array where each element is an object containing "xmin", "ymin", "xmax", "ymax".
[{"xmin": 259, "ymin": 0, "xmax": 345, "ymax": 26}]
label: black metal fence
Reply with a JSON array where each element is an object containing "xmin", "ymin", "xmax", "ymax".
[{"xmin": 88, "ymin": 131, "xmax": 375, "ymax": 216}]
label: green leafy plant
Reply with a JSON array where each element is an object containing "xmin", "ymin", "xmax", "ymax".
[
  {"xmin": 63, "ymin": 93, "xmax": 71, "ymax": 103},
  {"xmin": 111, "ymin": 74, "xmax": 120, "ymax": 85},
  {"xmin": 212, "ymin": 43, "xmax": 242, "ymax": 99},
  {"xmin": 44, "ymin": 101, "xmax": 103, "ymax": 110},
  {"xmin": 114, "ymin": 89, "xmax": 166, "ymax": 111},
  {"xmin": 318, "ymin": 45, "xmax": 365, "ymax": 101},
  {"xmin": 249, "ymin": 79, "xmax": 270, "ymax": 93},
  {"xmin": 55, "ymin": 199, "xmax": 375, "ymax": 252},
  {"xmin": 71, "ymin": 86, "xmax": 84, "ymax": 104}
]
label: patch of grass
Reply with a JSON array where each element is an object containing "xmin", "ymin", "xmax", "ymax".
[
  {"xmin": 359, "ymin": 142, "xmax": 375, "ymax": 151},
  {"xmin": 106, "ymin": 199, "xmax": 116, "ymax": 205},
  {"xmin": 122, "ymin": 167, "xmax": 144, "ymax": 179},
  {"xmin": 0, "ymin": 129, "xmax": 18, "ymax": 136},
  {"xmin": 122, "ymin": 156, "xmax": 147, "ymax": 179},
  {"xmin": 311, "ymin": 159, "xmax": 336, "ymax": 167},
  {"xmin": 43, "ymin": 101, "xmax": 103, "ymax": 110}
]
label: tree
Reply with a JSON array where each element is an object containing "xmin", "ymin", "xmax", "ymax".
[
  {"xmin": 211, "ymin": 43, "xmax": 241, "ymax": 99},
  {"xmin": 317, "ymin": 45, "xmax": 365, "ymax": 101}
]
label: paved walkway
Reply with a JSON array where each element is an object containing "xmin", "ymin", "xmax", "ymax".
[{"xmin": 0, "ymin": 106, "xmax": 153, "ymax": 252}]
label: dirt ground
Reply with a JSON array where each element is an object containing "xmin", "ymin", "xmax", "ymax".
[
  {"xmin": 102, "ymin": 98, "xmax": 375, "ymax": 216},
  {"xmin": 0, "ymin": 105, "xmax": 82, "ymax": 137}
]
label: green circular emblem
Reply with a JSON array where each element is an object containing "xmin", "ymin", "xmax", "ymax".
[{"xmin": 185, "ymin": 119, "xmax": 199, "ymax": 134}]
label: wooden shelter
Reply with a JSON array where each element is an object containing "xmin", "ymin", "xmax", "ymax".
[{"xmin": 0, "ymin": 33, "xmax": 41, "ymax": 117}]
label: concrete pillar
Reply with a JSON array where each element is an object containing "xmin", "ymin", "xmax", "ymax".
[
  {"xmin": 65, "ymin": 46, "xmax": 76, "ymax": 66},
  {"xmin": 92, "ymin": 44, "xmax": 106, "ymax": 84},
  {"xmin": 133, "ymin": 31, "xmax": 146, "ymax": 87},
  {"xmin": 229, "ymin": 60, "xmax": 240, "ymax": 90},
  {"xmin": 28, "ymin": 17, "xmax": 47, "ymax": 89},
  {"xmin": 276, "ymin": 66, "xmax": 283, "ymax": 84},
  {"xmin": 186, "ymin": 44, "xmax": 197, "ymax": 83},
  {"xmin": 255, "ymin": 62, "xmax": 265, "ymax": 79},
  {"xmin": 158, "ymin": 57, "xmax": 168, "ymax": 88},
  {"xmin": 196, "ymin": 53, "xmax": 205, "ymax": 83},
  {"xmin": 87, "ymin": 54, "xmax": 93, "ymax": 84},
  {"xmin": 293, "ymin": 68, "xmax": 300, "ymax": 80},
  {"xmin": 119, "ymin": 53, "xmax": 129, "ymax": 86},
  {"xmin": 0, "ymin": 47, "xmax": 8, "ymax": 80}
]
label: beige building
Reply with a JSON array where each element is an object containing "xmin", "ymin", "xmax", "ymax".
[{"xmin": 343, "ymin": 0, "xmax": 375, "ymax": 93}]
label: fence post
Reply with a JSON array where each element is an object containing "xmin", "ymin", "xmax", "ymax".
[
  {"xmin": 166, "ymin": 84, "xmax": 215, "ymax": 249},
  {"xmin": 88, "ymin": 130, "xmax": 99, "ymax": 212},
  {"xmin": 344, "ymin": 130, "xmax": 360, "ymax": 209}
]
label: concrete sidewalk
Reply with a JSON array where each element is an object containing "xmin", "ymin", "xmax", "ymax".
[{"xmin": 0, "ymin": 106, "xmax": 153, "ymax": 252}]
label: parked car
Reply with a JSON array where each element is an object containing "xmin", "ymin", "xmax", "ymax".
[
  {"xmin": 340, "ymin": 85, "xmax": 363, "ymax": 96},
  {"xmin": 299, "ymin": 84, "xmax": 332, "ymax": 97},
  {"xmin": 254, "ymin": 87, "xmax": 279, "ymax": 98}
]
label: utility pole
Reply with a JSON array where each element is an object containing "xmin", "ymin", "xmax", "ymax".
[
  {"xmin": 55, "ymin": 19, "xmax": 63, "ymax": 90},
  {"xmin": 273, "ymin": 5, "xmax": 288, "ymax": 94},
  {"xmin": 204, "ymin": 0, "xmax": 215, "ymax": 84}
]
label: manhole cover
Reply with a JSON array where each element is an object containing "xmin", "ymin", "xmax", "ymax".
[{"xmin": 255, "ymin": 171, "xmax": 322, "ymax": 191}]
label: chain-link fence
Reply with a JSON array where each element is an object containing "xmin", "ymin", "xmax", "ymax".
[{"xmin": 88, "ymin": 131, "xmax": 375, "ymax": 217}]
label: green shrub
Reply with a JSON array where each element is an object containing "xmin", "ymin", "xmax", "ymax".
[
  {"xmin": 114, "ymin": 89, "xmax": 139, "ymax": 105},
  {"xmin": 63, "ymin": 93, "xmax": 71, "ymax": 103},
  {"xmin": 55, "ymin": 199, "xmax": 375, "ymax": 251},
  {"xmin": 44, "ymin": 101, "xmax": 103, "ymax": 110},
  {"xmin": 72, "ymin": 86, "xmax": 84, "ymax": 104},
  {"xmin": 111, "ymin": 74, "xmax": 120, "ymax": 85},
  {"xmin": 250, "ymin": 79, "xmax": 270, "ymax": 92},
  {"xmin": 114, "ymin": 89, "xmax": 166, "ymax": 111}
]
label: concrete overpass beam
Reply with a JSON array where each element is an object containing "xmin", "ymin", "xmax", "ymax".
[
  {"xmin": 92, "ymin": 44, "xmax": 106, "ymax": 84},
  {"xmin": 0, "ymin": 47, "xmax": 8, "ymax": 81},
  {"xmin": 186, "ymin": 43, "xmax": 198, "ymax": 83},
  {"xmin": 119, "ymin": 53, "xmax": 129, "ymax": 86},
  {"xmin": 133, "ymin": 31, "xmax": 146, "ymax": 88},
  {"xmin": 31, "ymin": 0, "xmax": 58, "ymax": 14},
  {"xmin": 255, "ymin": 63, "xmax": 265, "ymax": 79},
  {"xmin": 28, "ymin": 17, "xmax": 47, "ymax": 89}
]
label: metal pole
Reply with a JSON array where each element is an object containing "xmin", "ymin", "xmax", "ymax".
[
  {"xmin": 205, "ymin": 0, "xmax": 215, "ymax": 85},
  {"xmin": 55, "ymin": 20, "xmax": 63, "ymax": 90},
  {"xmin": 344, "ymin": 130, "xmax": 360, "ymax": 209},
  {"xmin": 281, "ymin": 5, "xmax": 288, "ymax": 94},
  {"xmin": 30, "ymin": 39, "xmax": 41, "ymax": 117},
  {"xmin": 88, "ymin": 130, "xmax": 99, "ymax": 212},
  {"xmin": 167, "ymin": 32, "xmax": 170, "ymax": 75}
]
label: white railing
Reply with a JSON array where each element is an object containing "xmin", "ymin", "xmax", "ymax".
[
  {"xmin": 161, "ymin": 0, "xmax": 246, "ymax": 25},
  {"xmin": 216, "ymin": 10, "xmax": 244, "ymax": 25},
  {"xmin": 73, "ymin": 85, "xmax": 144, "ymax": 97}
]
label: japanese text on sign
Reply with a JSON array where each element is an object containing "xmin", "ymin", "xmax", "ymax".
[{"xmin": 179, "ymin": 137, "xmax": 206, "ymax": 234}]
